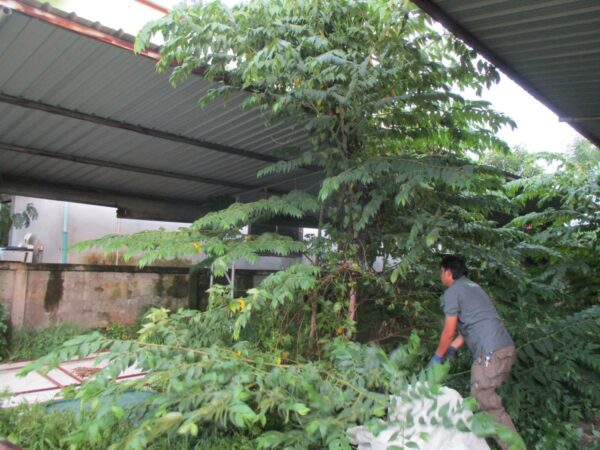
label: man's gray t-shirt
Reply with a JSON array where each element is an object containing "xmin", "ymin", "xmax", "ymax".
[{"xmin": 443, "ymin": 277, "xmax": 513, "ymax": 358}]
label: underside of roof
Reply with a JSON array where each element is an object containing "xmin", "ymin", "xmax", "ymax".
[
  {"xmin": 0, "ymin": 0, "xmax": 321, "ymax": 222},
  {"xmin": 413, "ymin": 0, "xmax": 600, "ymax": 148},
  {"xmin": 2, "ymin": 1, "xmax": 598, "ymax": 224}
]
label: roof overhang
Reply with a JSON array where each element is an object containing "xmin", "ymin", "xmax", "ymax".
[
  {"xmin": 0, "ymin": 0, "xmax": 321, "ymax": 222},
  {"xmin": 412, "ymin": 0, "xmax": 600, "ymax": 148}
]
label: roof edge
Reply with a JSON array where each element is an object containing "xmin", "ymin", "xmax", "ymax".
[
  {"xmin": 411, "ymin": 0, "xmax": 600, "ymax": 148},
  {"xmin": 0, "ymin": 0, "xmax": 161, "ymax": 60}
]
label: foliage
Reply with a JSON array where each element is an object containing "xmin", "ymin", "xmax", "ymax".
[
  {"xmin": 505, "ymin": 146, "xmax": 600, "ymax": 312},
  {"xmin": 503, "ymin": 305, "xmax": 600, "ymax": 449},
  {"xmin": 73, "ymin": 191, "xmax": 315, "ymax": 274},
  {"xmin": 480, "ymin": 145, "xmax": 543, "ymax": 178},
  {"xmin": 568, "ymin": 137, "xmax": 600, "ymax": 166},
  {"xmin": 56, "ymin": 0, "xmax": 599, "ymax": 449},
  {"xmin": 102, "ymin": 321, "xmax": 143, "ymax": 341},
  {"xmin": 22, "ymin": 308, "xmax": 523, "ymax": 450},
  {"xmin": 120, "ymin": 0, "xmax": 523, "ymax": 344},
  {"xmin": 0, "ymin": 400, "xmax": 255, "ymax": 450},
  {"xmin": 8, "ymin": 322, "xmax": 81, "ymax": 360},
  {"xmin": 0, "ymin": 201, "xmax": 38, "ymax": 246},
  {"xmin": 0, "ymin": 403, "xmax": 79, "ymax": 450},
  {"xmin": 0, "ymin": 303, "xmax": 8, "ymax": 361}
]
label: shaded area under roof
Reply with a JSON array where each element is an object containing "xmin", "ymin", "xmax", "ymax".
[
  {"xmin": 0, "ymin": 0, "xmax": 321, "ymax": 222},
  {"xmin": 412, "ymin": 0, "xmax": 600, "ymax": 148}
]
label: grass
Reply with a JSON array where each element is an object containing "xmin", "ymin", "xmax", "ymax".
[
  {"xmin": 6, "ymin": 320, "xmax": 143, "ymax": 361},
  {"xmin": 0, "ymin": 402, "xmax": 78, "ymax": 450},
  {"xmin": 0, "ymin": 402, "xmax": 255, "ymax": 449},
  {"xmin": 8, "ymin": 322, "xmax": 82, "ymax": 360},
  {"xmin": 0, "ymin": 320, "xmax": 255, "ymax": 448}
]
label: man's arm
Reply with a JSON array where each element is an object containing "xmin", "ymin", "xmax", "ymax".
[
  {"xmin": 435, "ymin": 315, "xmax": 458, "ymax": 358},
  {"xmin": 450, "ymin": 334, "xmax": 464, "ymax": 350},
  {"xmin": 443, "ymin": 333, "xmax": 464, "ymax": 361}
]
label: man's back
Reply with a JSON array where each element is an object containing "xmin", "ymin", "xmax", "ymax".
[{"xmin": 443, "ymin": 277, "xmax": 513, "ymax": 357}]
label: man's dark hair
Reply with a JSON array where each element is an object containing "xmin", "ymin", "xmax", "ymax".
[{"xmin": 440, "ymin": 255, "xmax": 468, "ymax": 280}]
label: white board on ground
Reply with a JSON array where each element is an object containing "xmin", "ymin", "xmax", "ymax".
[{"xmin": 348, "ymin": 386, "xmax": 490, "ymax": 450}]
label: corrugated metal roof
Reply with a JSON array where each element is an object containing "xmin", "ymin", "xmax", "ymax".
[
  {"xmin": 413, "ymin": 0, "xmax": 600, "ymax": 148},
  {"xmin": 0, "ymin": 0, "xmax": 320, "ymax": 222}
]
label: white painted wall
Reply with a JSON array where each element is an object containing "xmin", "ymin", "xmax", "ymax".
[
  {"xmin": 8, "ymin": 196, "xmax": 304, "ymax": 270},
  {"xmin": 9, "ymin": 196, "xmax": 191, "ymax": 264}
]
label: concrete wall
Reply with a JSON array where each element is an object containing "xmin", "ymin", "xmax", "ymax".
[
  {"xmin": 0, "ymin": 262, "xmax": 200, "ymax": 330},
  {"xmin": 0, "ymin": 262, "xmax": 278, "ymax": 330}
]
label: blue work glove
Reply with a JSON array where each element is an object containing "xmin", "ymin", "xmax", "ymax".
[
  {"xmin": 445, "ymin": 346, "xmax": 459, "ymax": 361},
  {"xmin": 427, "ymin": 353, "xmax": 444, "ymax": 368}
]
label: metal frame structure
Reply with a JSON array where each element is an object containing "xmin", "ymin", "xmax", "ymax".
[{"xmin": 0, "ymin": 0, "xmax": 319, "ymax": 222}]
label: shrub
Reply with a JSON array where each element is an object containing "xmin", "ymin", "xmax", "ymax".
[
  {"xmin": 22, "ymin": 305, "xmax": 524, "ymax": 450},
  {"xmin": 0, "ymin": 401, "xmax": 255, "ymax": 450},
  {"xmin": 503, "ymin": 305, "xmax": 600, "ymax": 449},
  {"xmin": 0, "ymin": 403, "xmax": 78, "ymax": 449},
  {"xmin": 8, "ymin": 322, "xmax": 81, "ymax": 360}
]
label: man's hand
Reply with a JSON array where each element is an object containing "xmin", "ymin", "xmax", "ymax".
[
  {"xmin": 445, "ymin": 334, "xmax": 463, "ymax": 361},
  {"xmin": 445, "ymin": 346, "xmax": 458, "ymax": 361},
  {"xmin": 427, "ymin": 353, "xmax": 444, "ymax": 368}
]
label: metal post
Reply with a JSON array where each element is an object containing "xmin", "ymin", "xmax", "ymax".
[
  {"xmin": 61, "ymin": 202, "xmax": 69, "ymax": 264},
  {"xmin": 230, "ymin": 263, "xmax": 235, "ymax": 299},
  {"xmin": 115, "ymin": 217, "xmax": 121, "ymax": 265}
]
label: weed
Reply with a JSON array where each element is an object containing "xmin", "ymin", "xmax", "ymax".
[
  {"xmin": 0, "ymin": 401, "xmax": 254, "ymax": 449},
  {"xmin": 102, "ymin": 321, "xmax": 140, "ymax": 340},
  {"xmin": 8, "ymin": 322, "xmax": 81, "ymax": 360},
  {"xmin": 0, "ymin": 403, "xmax": 77, "ymax": 449}
]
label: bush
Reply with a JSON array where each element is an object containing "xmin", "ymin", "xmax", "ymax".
[
  {"xmin": 8, "ymin": 322, "xmax": 82, "ymax": 360},
  {"xmin": 445, "ymin": 306, "xmax": 600, "ymax": 449},
  {"xmin": 0, "ymin": 401, "xmax": 255, "ymax": 450},
  {"xmin": 503, "ymin": 306, "xmax": 600, "ymax": 449},
  {"xmin": 102, "ymin": 321, "xmax": 141, "ymax": 341},
  {"xmin": 0, "ymin": 403, "xmax": 78, "ymax": 449},
  {"xmin": 21, "ymin": 305, "xmax": 524, "ymax": 450}
]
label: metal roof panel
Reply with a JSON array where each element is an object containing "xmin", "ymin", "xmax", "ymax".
[
  {"xmin": 0, "ymin": 1, "xmax": 318, "ymax": 221},
  {"xmin": 414, "ymin": 0, "xmax": 600, "ymax": 148}
]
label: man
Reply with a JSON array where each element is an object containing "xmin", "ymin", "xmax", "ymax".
[{"xmin": 429, "ymin": 255, "xmax": 517, "ymax": 449}]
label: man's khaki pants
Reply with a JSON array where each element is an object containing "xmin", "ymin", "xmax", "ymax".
[{"xmin": 471, "ymin": 345, "xmax": 517, "ymax": 450}]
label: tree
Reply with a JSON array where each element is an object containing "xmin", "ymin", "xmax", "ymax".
[
  {"xmin": 23, "ymin": 1, "xmax": 571, "ymax": 448},
  {"xmin": 568, "ymin": 137, "xmax": 600, "ymax": 166},
  {"xmin": 480, "ymin": 145, "xmax": 542, "ymax": 178},
  {"xmin": 128, "ymin": 0, "xmax": 521, "ymax": 332}
]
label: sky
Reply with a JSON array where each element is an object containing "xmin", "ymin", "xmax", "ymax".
[
  {"xmin": 50, "ymin": 0, "xmax": 583, "ymax": 154},
  {"xmin": 481, "ymin": 74, "xmax": 580, "ymax": 154}
]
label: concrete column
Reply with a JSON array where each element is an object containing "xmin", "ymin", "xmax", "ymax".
[{"xmin": 10, "ymin": 263, "xmax": 28, "ymax": 328}]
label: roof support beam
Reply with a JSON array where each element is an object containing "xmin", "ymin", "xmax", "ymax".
[
  {"xmin": 560, "ymin": 116, "xmax": 600, "ymax": 123},
  {"xmin": 0, "ymin": 142, "xmax": 257, "ymax": 190},
  {"xmin": 0, "ymin": 92, "xmax": 283, "ymax": 163}
]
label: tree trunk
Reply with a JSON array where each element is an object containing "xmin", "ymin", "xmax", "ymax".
[
  {"xmin": 346, "ymin": 280, "xmax": 357, "ymax": 338},
  {"xmin": 309, "ymin": 295, "xmax": 318, "ymax": 345}
]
